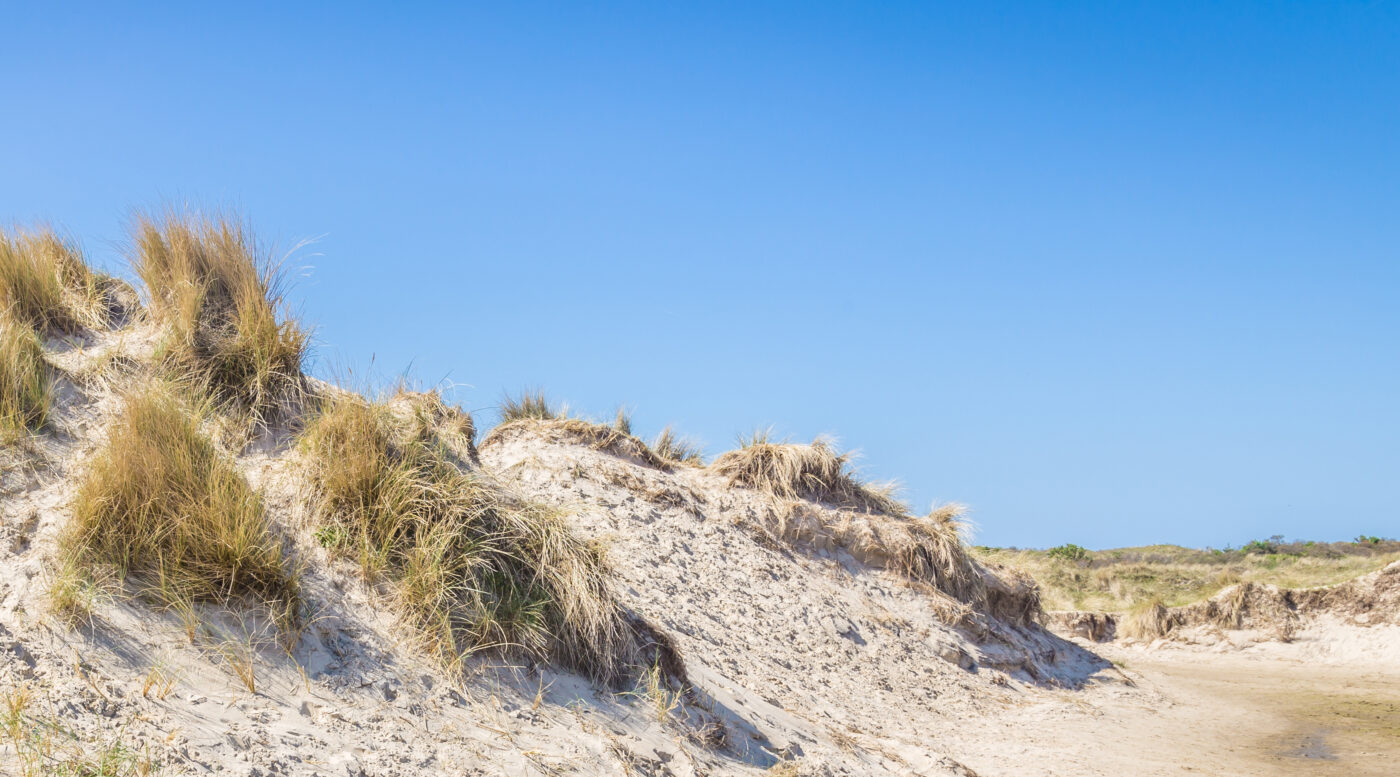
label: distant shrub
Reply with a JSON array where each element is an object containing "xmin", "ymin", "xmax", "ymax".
[
  {"xmin": 1356, "ymin": 535, "xmax": 1382, "ymax": 545},
  {"xmin": 1242, "ymin": 539, "xmax": 1277, "ymax": 555},
  {"xmin": 1046, "ymin": 543, "xmax": 1090, "ymax": 562}
]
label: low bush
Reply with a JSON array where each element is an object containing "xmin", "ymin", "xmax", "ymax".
[{"xmin": 1046, "ymin": 543, "xmax": 1090, "ymax": 563}]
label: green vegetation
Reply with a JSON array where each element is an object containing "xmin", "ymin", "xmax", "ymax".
[
  {"xmin": 301, "ymin": 392, "xmax": 630, "ymax": 681},
  {"xmin": 978, "ymin": 539, "xmax": 1400, "ymax": 611},
  {"xmin": 1046, "ymin": 543, "xmax": 1090, "ymax": 562},
  {"xmin": 58, "ymin": 385, "xmax": 300, "ymax": 630}
]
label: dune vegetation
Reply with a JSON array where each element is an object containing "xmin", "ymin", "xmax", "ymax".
[
  {"xmin": 301, "ymin": 392, "xmax": 633, "ymax": 681},
  {"xmin": 59, "ymin": 384, "xmax": 301, "ymax": 629},
  {"xmin": 979, "ymin": 539, "xmax": 1400, "ymax": 611},
  {"xmin": 0, "ymin": 313, "xmax": 50, "ymax": 444},
  {"xmin": 133, "ymin": 210, "xmax": 307, "ymax": 416},
  {"xmin": 710, "ymin": 431, "xmax": 906, "ymax": 515}
]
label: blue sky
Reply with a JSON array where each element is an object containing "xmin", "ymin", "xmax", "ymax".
[{"xmin": 3, "ymin": 2, "xmax": 1397, "ymax": 548}]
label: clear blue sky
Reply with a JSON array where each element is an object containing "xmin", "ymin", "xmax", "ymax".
[{"xmin": 4, "ymin": 2, "xmax": 1396, "ymax": 548}]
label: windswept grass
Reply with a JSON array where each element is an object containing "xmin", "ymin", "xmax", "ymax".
[
  {"xmin": 0, "ymin": 227, "xmax": 106, "ymax": 335},
  {"xmin": 59, "ymin": 384, "xmax": 300, "ymax": 630},
  {"xmin": 0, "ymin": 314, "xmax": 50, "ymax": 444},
  {"xmin": 500, "ymin": 389, "xmax": 556, "ymax": 423},
  {"xmin": 301, "ymin": 392, "xmax": 631, "ymax": 681},
  {"xmin": 133, "ymin": 210, "xmax": 306, "ymax": 414},
  {"xmin": 710, "ymin": 433, "xmax": 905, "ymax": 515},
  {"xmin": 652, "ymin": 426, "xmax": 704, "ymax": 466}
]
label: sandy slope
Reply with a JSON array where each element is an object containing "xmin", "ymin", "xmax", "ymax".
[
  {"xmin": 2, "ymin": 322, "xmax": 1395, "ymax": 776},
  {"xmin": 1, "ymin": 324, "xmax": 1104, "ymax": 776}
]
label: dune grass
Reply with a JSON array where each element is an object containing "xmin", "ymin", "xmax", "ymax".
[
  {"xmin": 301, "ymin": 392, "xmax": 631, "ymax": 681},
  {"xmin": 652, "ymin": 426, "xmax": 704, "ymax": 466},
  {"xmin": 710, "ymin": 433, "xmax": 905, "ymax": 515},
  {"xmin": 979, "ymin": 542, "xmax": 1400, "ymax": 611},
  {"xmin": 0, "ymin": 314, "xmax": 50, "ymax": 444},
  {"xmin": 59, "ymin": 384, "xmax": 300, "ymax": 629},
  {"xmin": 133, "ymin": 210, "xmax": 306, "ymax": 414},
  {"xmin": 0, "ymin": 228, "xmax": 107, "ymax": 335},
  {"xmin": 500, "ymin": 389, "xmax": 556, "ymax": 423}
]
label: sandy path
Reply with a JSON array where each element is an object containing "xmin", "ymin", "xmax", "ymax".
[{"xmin": 930, "ymin": 648, "xmax": 1400, "ymax": 776}]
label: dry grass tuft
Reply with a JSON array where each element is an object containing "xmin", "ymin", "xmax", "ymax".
[
  {"xmin": 500, "ymin": 389, "xmax": 556, "ymax": 423},
  {"xmin": 301, "ymin": 393, "xmax": 632, "ymax": 682},
  {"xmin": 0, "ymin": 314, "xmax": 51, "ymax": 444},
  {"xmin": 1119, "ymin": 599, "xmax": 1178, "ymax": 641},
  {"xmin": 484, "ymin": 413, "xmax": 674, "ymax": 470},
  {"xmin": 133, "ymin": 210, "xmax": 306, "ymax": 415},
  {"xmin": 710, "ymin": 433, "xmax": 905, "ymax": 515},
  {"xmin": 766, "ymin": 500, "xmax": 1040, "ymax": 625},
  {"xmin": 892, "ymin": 504, "xmax": 989, "ymax": 604},
  {"xmin": 60, "ymin": 383, "xmax": 300, "ymax": 630},
  {"xmin": 0, "ymin": 227, "xmax": 110, "ymax": 335},
  {"xmin": 652, "ymin": 426, "xmax": 704, "ymax": 466}
]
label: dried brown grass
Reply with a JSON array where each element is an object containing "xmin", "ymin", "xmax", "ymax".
[
  {"xmin": 0, "ymin": 227, "xmax": 110, "ymax": 334},
  {"xmin": 0, "ymin": 313, "xmax": 50, "ymax": 444},
  {"xmin": 59, "ymin": 383, "xmax": 301, "ymax": 631},
  {"xmin": 301, "ymin": 391, "xmax": 632, "ymax": 682},
  {"xmin": 710, "ymin": 433, "xmax": 904, "ymax": 515},
  {"xmin": 133, "ymin": 210, "xmax": 306, "ymax": 415}
]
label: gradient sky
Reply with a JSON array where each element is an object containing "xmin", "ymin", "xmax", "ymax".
[{"xmin": 4, "ymin": 2, "xmax": 1397, "ymax": 548}]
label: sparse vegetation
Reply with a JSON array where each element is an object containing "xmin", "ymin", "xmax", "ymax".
[
  {"xmin": 2, "ymin": 682, "xmax": 160, "ymax": 777},
  {"xmin": 0, "ymin": 313, "xmax": 51, "ymax": 443},
  {"xmin": 652, "ymin": 426, "xmax": 704, "ymax": 466},
  {"xmin": 499, "ymin": 389, "xmax": 556, "ymax": 423},
  {"xmin": 132, "ymin": 210, "xmax": 306, "ymax": 414},
  {"xmin": 59, "ymin": 384, "xmax": 301, "ymax": 631},
  {"xmin": 300, "ymin": 392, "xmax": 632, "ymax": 681},
  {"xmin": 710, "ymin": 433, "xmax": 905, "ymax": 515},
  {"xmin": 981, "ymin": 540, "xmax": 1400, "ymax": 611}
]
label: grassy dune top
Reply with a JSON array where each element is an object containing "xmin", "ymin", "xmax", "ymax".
[{"xmin": 977, "ymin": 538, "xmax": 1400, "ymax": 611}]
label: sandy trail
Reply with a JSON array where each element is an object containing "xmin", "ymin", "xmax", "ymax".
[{"xmin": 935, "ymin": 647, "xmax": 1400, "ymax": 776}]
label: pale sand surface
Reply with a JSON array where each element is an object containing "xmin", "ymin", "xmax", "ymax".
[{"xmin": 933, "ymin": 643, "xmax": 1400, "ymax": 777}]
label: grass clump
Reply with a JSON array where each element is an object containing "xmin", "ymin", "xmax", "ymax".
[
  {"xmin": 0, "ymin": 228, "xmax": 106, "ymax": 335},
  {"xmin": 0, "ymin": 314, "xmax": 51, "ymax": 444},
  {"xmin": 60, "ymin": 385, "xmax": 300, "ymax": 628},
  {"xmin": 301, "ymin": 393, "xmax": 631, "ymax": 681},
  {"xmin": 500, "ymin": 389, "xmax": 556, "ymax": 423},
  {"xmin": 710, "ymin": 433, "xmax": 905, "ymax": 515},
  {"xmin": 652, "ymin": 426, "xmax": 704, "ymax": 466},
  {"xmin": 133, "ymin": 210, "xmax": 306, "ymax": 414}
]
